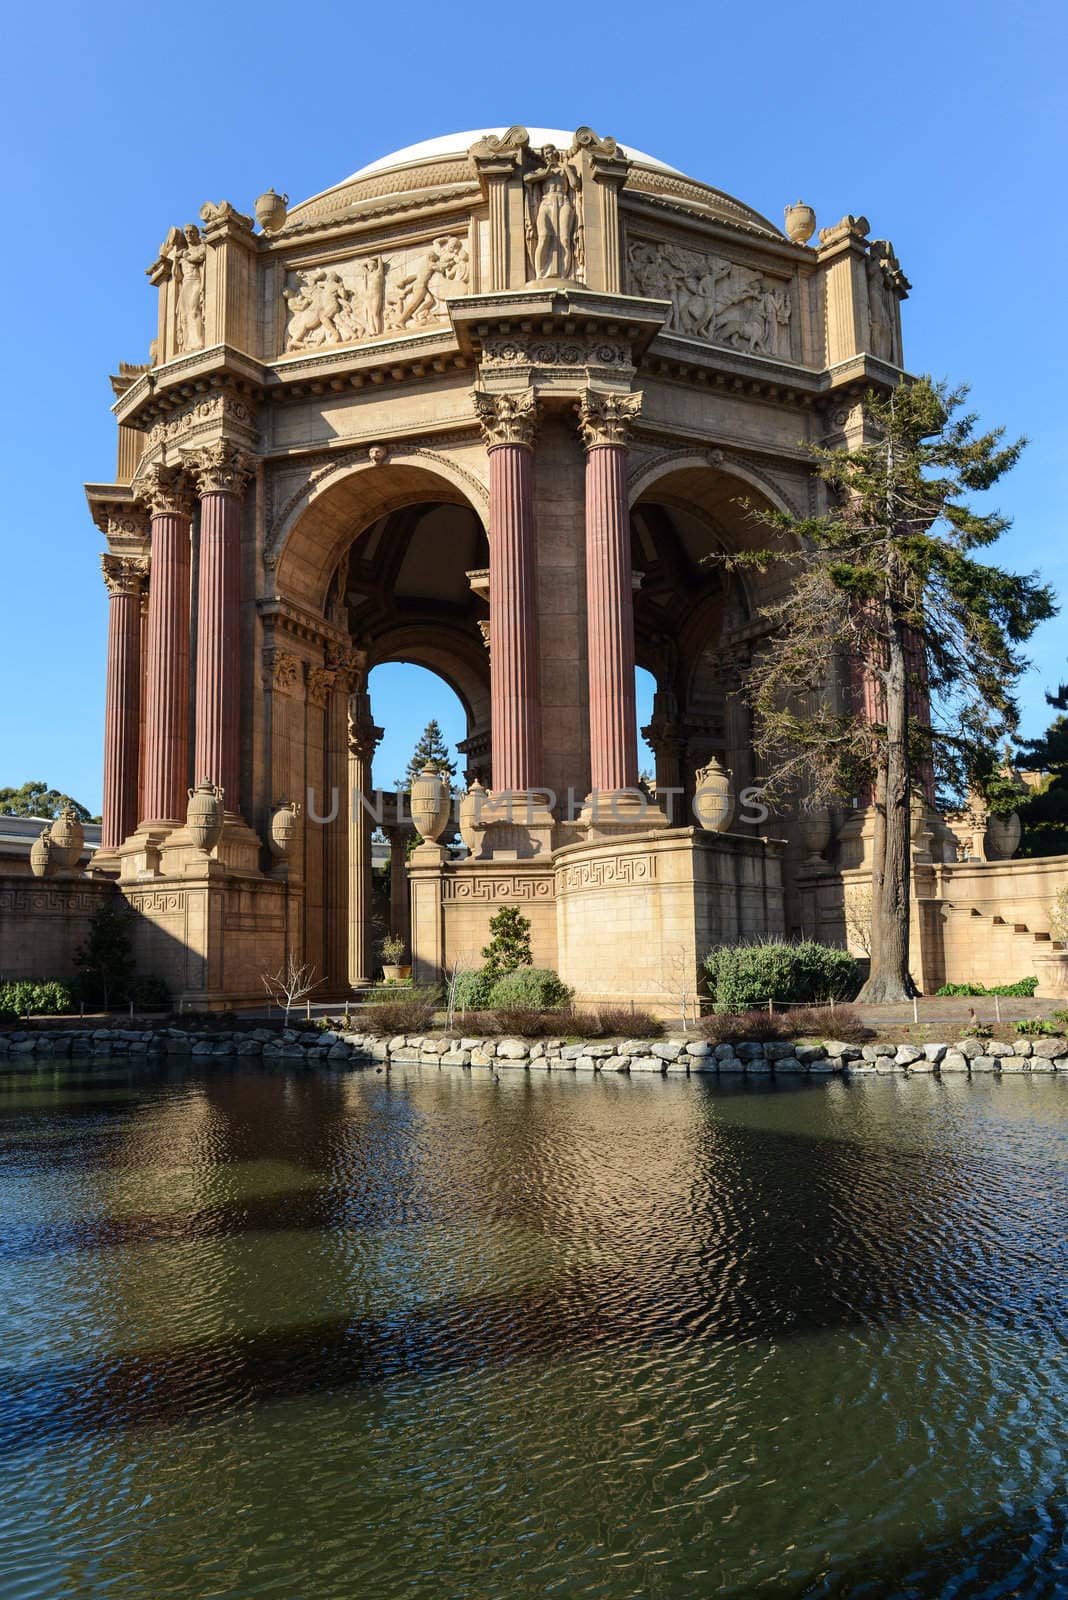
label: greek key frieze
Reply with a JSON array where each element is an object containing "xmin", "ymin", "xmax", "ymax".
[
  {"xmin": 556, "ymin": 855, "xmax": 658, "ymax": 892},
  {"xmin": 0, "ymin": 889, "xmax": 103, "ymax": 915},
  {"xmin": 443, "ymin": 876, "xmax": 554, "ymax": 903}
]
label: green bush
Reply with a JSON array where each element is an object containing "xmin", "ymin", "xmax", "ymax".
[
  {"xmin": 0, "ymin": 979, "xmax": 77, "ymax": 1016},
  {"xmin": 1015, "ymin": 1018, "xmax": 1057, "ymax": 1036},
  {"xmin": 128, "ymin": 975, "xmax": 171, "ymax": 1012},
  {"xmin": 704, "ymin": 940, "xmax": 860, "ymax": 1011},
  {"xmin": 936, "ymin": 978, "xmax": 1039, "ymax": 997},
  {"xmin": 485, "ymin": 967, "xmax": 571, "ymax": 1010},
  {"xmin": 450, "ymin": 967, "xmax": 495, "ymax": 1012}
]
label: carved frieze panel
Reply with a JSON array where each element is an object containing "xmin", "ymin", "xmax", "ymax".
[
  {"xmin": 443, "ymin": 874, "xmax": 553, "ymax": 902},
  {"xmin": 480, "ymin": 333, "xmax": 631, "ymax": 375},
  {"xmin": 627, "ymin": 237, "xmax": 793, "ymax": 360},
  {"xmin": 282, "ymin": 236, "xmax": 470, "ymax": 353},
  {"xmin": 146, "ymin": 390, "xmax": 256, "ymax": 451},
  {"xmin": 556, "ymin": 854, "xmax": 658, "ymax": 891}
]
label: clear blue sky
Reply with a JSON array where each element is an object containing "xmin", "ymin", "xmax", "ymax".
[{"xmin": 2, "ymin": 0, "xmax": 1064, "ymax": 807}]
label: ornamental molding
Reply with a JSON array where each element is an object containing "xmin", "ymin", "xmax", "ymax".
[
  {"xmin": 100, "ymin": 553, "xmax": 149, "ymax": 598},
  {"xmin": 183, "ymin": 440, "xmax": 254, "ymax": 497},
  {"xmin": 122, "ymin": 889, "xmax": 188, "ymax": 916},
  {"xmin": 88, "ymin": 495, "xmax": 150, "ymax": 547},
  {"xmin": 472, "ymin": 387, "xmax": 538, "ymax": 449},
  {"xmin": 145, "ymin": 389, "xmax": 257, "ymax": 451},
  {"xmin": 576, "ymin": 388, "xmax": 642, "ymax": 449},
  {"xmin": 262, "ymin": 647, "xmax": 304, "ymax": 695},
  {"xmin": 305, "ymin": 665, "xmax": 333, "ymax": 709},
  {"xmin": 0, "ymin": 888, "xmax": 103, "ymax": 915},
  {"xmin": 443, "ymin": 873, "xmax": 554, "ymax": 903},
  {"xmin": 480, "ymin": 333, "xmax": 631, "ymax": 369},
  {"xmin": 556, "ymin": 853, "xmax": 658, "ymax": 892},
  {"xmin": 133, "ymin": 464, "xmax": 196, "ymax": 520}
]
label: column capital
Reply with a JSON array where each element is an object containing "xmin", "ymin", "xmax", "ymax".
[
  {"xmin": 262, "ymin": 646, "xmax": 303, "ymax": 696},
  {"xmin": 473, "ymin": 386, "xmax": 538, "ymax": 450},
  {"xmin": 347, "ymin": 693, "xmax": 384, "ymax": 762},
  {"xmin": 100, "ymin": 553, "xmax": 149, "ymax": 598},
  {"xmin": 134, "ymin": 463, "xmax": 196, "ymax": 520},
  {"xmin": 576, "ymin": 388, "xmax": 642, "ymax": 450},
  {"xmin": 325, "ymin": 641, "xmax": 369, "ymax": 697},
  {"xmin": 183, "ymin": 440, "xmax": 254, "ymax": 498}
]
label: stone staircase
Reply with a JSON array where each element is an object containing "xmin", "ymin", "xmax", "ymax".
[{"xmin": 941, "ymin": 902, "xmax": 1066, "ymax": 994}]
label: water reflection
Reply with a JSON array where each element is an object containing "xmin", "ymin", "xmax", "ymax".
[{"xmin": 0, "ymin": 1062, "xmax": 1066, "ymax": 1597}]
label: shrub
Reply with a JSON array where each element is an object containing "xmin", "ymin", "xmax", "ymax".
[
  {"xmin": 74, "ymin": 905, "xmax": 135, "ymax": 1009},
  {"xmin": 363, "ymin": 986, "xmax": 438, "ymax": 1036},
  {"xmin": 481, "ymin": 905, "xmax": 533, "ymax": 980},
  {"xmin": 0, "ymin": 979, "xmax": 77, "ymax": 1017},
  {"xmin": 1015, "ymin": 1017, "xmax": 1057, "ymax": 1036},
  {"xmin": 492, "ymin": 1006, "xmax": 565, "ymax": 1038},
  {"xmin": 570, "ymin": 1006, "xmax": 664, "ymax": 1039},
  {"xmin": 704, "ymin": 940, "xmax": 860, "ymax": 1011},
  {"xmin": 450, "ymin": 967, "xmax": 495, "ymax": 1013},
  {"xmin": 698, "ymin": 1009, "xmax": 791, "ymax": 1044},
  {"xmin": 936, "ymin": 978, "xmax": 1039, "ymax": 998},
  {"xmin": 785, "ymin": 1004, "xmax": 871, "ymax": 1044},
  {"xmin": 128, "ymin": 975, "xmax": 171, "ymax": 1012},
  {"xmin": 485, "ymin": 967, "xmax": 571, "ymax": 1010}
]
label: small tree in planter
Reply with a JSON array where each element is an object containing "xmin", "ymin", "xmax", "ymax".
[{"xmin": 379, "ymin": 934, "xmax": 410, "ymax": 983}]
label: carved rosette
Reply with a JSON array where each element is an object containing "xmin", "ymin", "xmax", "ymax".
[
  {"xmin": 184, "ymin": 441, "xmax": 254, "ymax": 498},
  {"xmin": 576, "ymin": 389, "xmax": 643, "ymax": 450},
  {"xmin": 134, "ymin": 464, "xmax": 196, "ymax": 521},
  {"xmin": 100, "ymin": 554, "xmax": 149, "ymax": 598},
  {"xmin": 472, "ymin": 387, "xmax": 539, "ymax": 450}
]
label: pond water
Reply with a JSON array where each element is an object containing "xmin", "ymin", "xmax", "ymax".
[{"xmin": 0, "ymin": 1060, "xmax": 1066, "ymax": 1599}]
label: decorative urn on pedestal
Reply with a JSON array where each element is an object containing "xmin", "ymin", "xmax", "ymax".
[
  {"xmin": 48, "ymin": 804, "xmax": 84, "ymax": 871},
  {"xmin": 801, "ymin": 806, "xmax": 832, "ymax": 865},
  {"xmin": 29, "ymin": 827, "xmax": 54, "ymax": 879},
  {"xmin": 255, "ymin": 188, "xmax": 288, "ymax": 232},
  {"xmin": 186, "ymin": 780, "xmax": 225, "ymax": 854},
  {"xmin": 692, "ymin": 757, "xmax": 735, "ymax": 833},
  {"xmin": 268, "ymin": 798, "xmax": 301, "ymax": 859},
  {"xmin": 985, "ymin": 811, "xmax": 1022, "ymax": 861},
  {"xmin": 784, "ymin": 201, "xmax": 816, "ymax": 244},
  {"xmin": 410, "ymin": 764, "xmax": 452, "ymax": 844},
  {"xmin": 458, "ymin": 779, "xmax": 488, "ymax": 854}
]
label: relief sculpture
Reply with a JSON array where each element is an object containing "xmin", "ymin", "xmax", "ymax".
[
  {"xmin": 628, "ymin": 239, "xmax": 792, "ymax": 360},
  {"xmin": 283, "ymin": 237, "xmax": 469, "ymax": 353},
  {"xmin": 165, "ymin": 223, "xmax": 206, "ymax": 352},
  {"xmin": 524, "ymin": 144, "xmax": 583, "ymax": 281}
]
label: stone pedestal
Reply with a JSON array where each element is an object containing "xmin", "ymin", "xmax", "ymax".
[{"xmin": 409, "ymin": 842, "xmax": 448, "ymax": 986}]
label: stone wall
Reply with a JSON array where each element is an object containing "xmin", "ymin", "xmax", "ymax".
[{"xmin": 0, "ymin": 874, "xmax": 118, "ymax": 979}]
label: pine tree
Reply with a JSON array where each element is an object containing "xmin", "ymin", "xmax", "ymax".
[
  {"xmin": 729, "ymin": 377, "xmax": 1056, "ymax": 1002},
  {"xmin": 405, "ymin": 720, "xmax": 457, "ymax": 785},
  {"xmin": 481, "ymin": 906, "xmax": 533, "ymax": 980},
  {"xmin": 1015, "ymin": 670, "xmax": 1068, "ymax": 856}
]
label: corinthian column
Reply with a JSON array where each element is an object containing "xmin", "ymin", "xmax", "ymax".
[
  {"xmin": 577, "ymin": 389, "xmax": 642, "ymax": 793},
  {"xmin": 136, "ymin": 466, "xmax": 195, "ymax": 824},
  {"xmin": 473, "ymin": 387, "xmax": 541, "ymax": 792},
  {"xmin": 186, "ymin": 443, "xmax": 253, "ymax": 812},
  {"xmin": 100, "ymin": 555, "xmax": 148, "ymax": 849},
  {"xmin": 347, "ymin": 693, "xmax": 383, "ymax": 988}
]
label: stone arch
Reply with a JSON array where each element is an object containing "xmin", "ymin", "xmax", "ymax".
[
  {"xmin": 628, "ymin": 446, "xmax": 805, "ymax": 520},
  {"xmin": 268, "ymin": 451, "xmax": 488, "ymax": 611}
]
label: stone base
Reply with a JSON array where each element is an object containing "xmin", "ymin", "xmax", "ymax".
[
  {"xmin": 469, "ymin": 789, "xmax": 557, "ymax": 859},
  {"xmin": 121, "ymin": 871, "xmax": 290, "ymax": 1008},
  {"xmin": 576, "ymin": 788, "xmax": 668, "ymax": 840}
]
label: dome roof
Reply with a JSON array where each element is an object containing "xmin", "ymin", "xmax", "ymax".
[{"xmin": 345, "ymin": 128, "xmax": 684, "ymax": 184}]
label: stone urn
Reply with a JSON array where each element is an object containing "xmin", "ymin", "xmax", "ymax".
[
  {"xmin": 458, "ymin": 780, "xmax": 488, "ymax": 854},
  {"xmin": 800, "ymin": 806, "xmax": 832, "ymax": 864},
  {"xmin": 269, "ymin": 799, "xmax": 301, "ymax": 859},
  {"xmin": 29, "ymin": 827, "xmax": 54, "ymax": 879},
  {"xmin": 985, "ymin": 811, "xmax": 1022, "ymax": 861},
  {"xmin": 784, "ymin": 201, "xmax": 816, "ymax": 244},
  {"xmin": 186, "ymin": 780, "xmax": 225, "ymax": 854},
  {"xmin": 255, "ymin": 188, "xmax": 288, "ymax": 232},
  {"xmin": 692, "ymin": 757, "xmax": 735, "ymax": 833},
  {"xmin": 49, "ymin": 804, "xmax": 84, "ymax": 870},
  {"xmin": 410, "ymin": 764, "xmax": 451, "ymax": 843}
]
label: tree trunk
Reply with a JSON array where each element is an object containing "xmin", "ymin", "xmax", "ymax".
[{"xmin": 858, "ymin": 618, "xmax": 913, "ymax": 1002}]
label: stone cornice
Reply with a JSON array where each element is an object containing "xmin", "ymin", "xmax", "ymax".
[
  {"xmin": 450, "ymin": 286, "xmax": 669, "ymax": 364},
  {"xmin": 112, "ymin": 346, "xmax": 267, "ymax": 431},
  {"xmin": 472, "ymin": 387, "xmax": 539, "ymax": 449},
  {"xmin": 86, "ymin": 486, "xmax": 150, "ymax": 548},
  {"xmin": 133, "ymin": 464, "xmax": 196, "ymax": 521},
  {"xmin": 576, "ymin": 388, "xmax": 642, "ymax": 450},
  {"xmin": 183, "ymin": 441, "xmax": 254, "ymax": 497},
  {"xmin": 257, "ymin": 595, "xmax": 348, "ymax": 649}
]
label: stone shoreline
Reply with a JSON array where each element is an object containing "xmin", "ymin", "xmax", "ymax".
[{"xmin": 2, "ymin": 1028, "xmax": 1067, "ymax": 1076}]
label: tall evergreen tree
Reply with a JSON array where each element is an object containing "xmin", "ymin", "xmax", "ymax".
[
  {"xmin": 728, "ymin": 377, "xmax": 1056, "ymax": 1002},
  {"xmin": 1015, "ymin": 670, "xmax": 1068, "ymax": 856},
  {"xmin": 405, "ymin": 720, "xmax": 457, "ymax": 785}
]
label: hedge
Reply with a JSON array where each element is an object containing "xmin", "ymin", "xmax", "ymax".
[
  {"xmin": 704, "ymin": 940, "xmax": 861, "ymax": 1011},
  {"xmin": 936, "ymin": 978, "xmax": 1039, "ymax": 998}
]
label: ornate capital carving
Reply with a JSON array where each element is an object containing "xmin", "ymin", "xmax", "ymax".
[
  {"xmin": 90, "ymin": 497, "xmax": 150, "ymax": 545},
  {"xmin": 325, "ymin": 641, "xmax": 368, "ymax": 697},
  {"xmin": 468, "ymin": 126, "xmax": 529, "ymax": 166},
  {"xmin": 305, "ymin": 666, "xmax": 333, "ymax": 710},
  {"xmin": 473, "ymin": 387, "xmax": 538, "ymax": 450},
  {"xmin": 262, "ymin": 647, "xmax": 302, "ymax": 696},
  {"xmin": 100, "ymin": 553, "xmax": 148, "ymax": 598},
  {"xmin": 134, "ymin": 464, "xmax": 196, "ymax": 521},
  {"xmin": 347, "ymin": 693, "xmax": 383, "ymax": 762},
  {"xmin": 184, "ymin": 441, "xmax": 254, "ymax": 498},
  {"xmin": 576, "ymin": 389, "xmax": 643, "ymax": 450}
]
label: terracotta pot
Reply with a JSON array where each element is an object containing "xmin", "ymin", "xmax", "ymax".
[
  {"xmin": 269, "ymin": 799, "xmax": 301, "ymax": 859},
  {"xmin": 255, "ymin": 188, "xmax": 288, "ymax": 232},
  {"xmin": 801, "ymin": 806, "xmax": 832, "ymax": 861},
  {"xmin": 381, "ymin": 964, "xmax": 412, "ymax": 983},
  {"xmin": 458, "ymin": 780, "xmax": 488, "ymax": 852},
  {"xmin": 692, "ymin": 757, "xmax": 735, "ymax": 833},
  {"xmin": 784, "ymin": 201, "xmax": 816, "ymax": 244},
  {"xmin": 186, "ymin": 780, "xmax": 225, "ymax": 853},
  {"xmin": 985, "ymin": 811, "xmax": 1021, "ymax": 861},
  {"xmin": 49, "ymin": 805, "xmax": 84, "ymax": 870},
  {"xmin": 410, "ymin": 764, "xmax": 451, "ymax": 843},
  {"xmin": 30, "ymin": 827, "xmax": 54, "ymax": 879}
]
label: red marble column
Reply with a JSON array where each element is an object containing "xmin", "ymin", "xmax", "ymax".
[
  {"xmin": 578, "ymin": 390, "xmax": 643, "ymax": 793},
  {"xmin": 475, "ymin": 389, "xmax": 542, "ymax": 793},
  {"xmin": 187, "ymin": 444, "xmax": 252, "ymax": 812},
  {"xmin": 137, "ymin": 467, "xmax": 195, "ymax": 825},
  {"xmin": 100, "ymin": 555, "xmax": 147, "ymax": 848}
]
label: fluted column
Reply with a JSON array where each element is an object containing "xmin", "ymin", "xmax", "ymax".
[
  {"xmin": 186, "ymin": 444, "xmax": 252, "ymax": 812},
  {"xmin": 348, "ymin": 694, "xmax": 383, "ymax": 987},
  {"xmin": 136, "ymin": 466, "xmax": 195, "ymax": 824},
  {"xmin": 577, "ymin": 389, "xmax": 642, "ymax": 793},
  {"xmin": 100, "ymin": 555, "xmax": 148, "ymax": 848},
  {"xmin": 473, "ymin": 388, "xmax": 541, "ymax": 792},
  {"xmin": 385, "ymin": 824, "xmax": 411, "ymax": 959}
]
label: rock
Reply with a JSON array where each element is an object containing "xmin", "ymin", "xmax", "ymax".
[
  {"xmin": 686, "ymin": 1041, "xmax": 713, "ymax": 1057},
  {"xmin": 895, "ymin": 1045, "xmax": 925, "ymax": 1066},
  {"xmin": 957, "ymin": 1037, "xmax": 986, "ymax": 1059},
  {"xmin": 237, "ymin": 1039, "xmax": 262, "ymax": 1056},
  {"xmin": 986, "ymin": 1041, "xmax": 1014, "ymax": 1058},
  {"xmin": 924, "ymin": 1043, "xmax": 948, "ymax": 1063},
  {"xmin": 716, "ymin": 1056, "xmax": 746, "ymax": 1073},
  {"xmin": 497, "ymin": 1039, "xmax": 529, "ymax": 1060},
  {"xmin": 690, "ymin": 1055, "xmax": 719, "ymax": 1073},
  {"xmin": 862, "ymin": 1042, "xmax": 896, "ymax": 1060},
  {"xmin": 824, "ymin": 1042, "xmax": 863, "ymax": 1061},
  {"xmin": 737, "ymin": 1042, "xmax": 766, "ymax": 1060},
  {"xmin": 1012, "ymin": 1039, "xmax": 1033, "ymax": 1057},
  {"xmin": 460, "ymin": 1038, "xmax": 483, "ymax": 1052},
  {"xmin": 746, "ymin": 1059, "xmax": 772, "ymax": 1074},
  {"xmin": 775, "ymin": 1056, "xmax": 806, "ymax": 1073},
  {"xmin": 192, "ymin": 1041, "xmax": 215, "ymax": 1056},
  {"xmin": 573, "ymin": 1055, "xmax": 597, "ymax": 1072},
  {"xmin": 629, "ymin": 1055, "xmax": 664, "ymax": 1073},
  {"xmin": 318, "ymin": 1032, "xmax": 339, "ymax": 1047},
  {"xmin": 795, "ymin": 1043, "xmax": 827, "ymax": 1063},
  {"xmin": 907, "ymin": 1058, "xmax": 935, "ymax": 1072},
  {"xmin": 940, "ymin": 1050, "xmax": 970, "ymax": 1072},
  {"xmin": 765, "ymin": 1042, "xmax": 794, "ymax": 1060},
  {"xmin": 1033, "ymin": 1037, "xmax": 1068, "ymax": 1059},
  {"xmin": 470, "ymin": 1049, "xmax": 494, "ymax": 1067},
  {"xmin": 441, "ymin": 1049, "xmax": 470, "ymax": 1067},
  {"xmin": 561, "ymin": 1045, "xmax": 584, "ymax": 1061},
  {"xmin": 845, "ymin": 1061, "xmax": 878, "ymax": 1074},
  {"xmin": 652, "ymin": 1042, "xmax": 682, "ymax": 1061},
  {"xmin": 970, "ymin": 1055, "xmax": 999, "ymax": 1072},
  {"xmin": 1029, "ymin": 1056, "xmax": 1056, "ymax": 1073},
  {"xmin": 1000, "ymin": 1057, "xmax": 1031, "ymax": 1073},
  {"xmin": 327, "ymin": 1043, "xmax": 352, "ymax": 1061},
  {"xmin": 713, "ymin": 1043, "xmax": 737, "ymax": 1059},
  {"xmin": 585, "ymin": 1044, "xmax": 616, "ymax": 1059},
  {"xmin": 808, "ymin": 1060, "xmax": 838, "ymax": 1073}
]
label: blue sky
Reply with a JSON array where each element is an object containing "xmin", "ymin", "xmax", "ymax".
[{"xmin": 2, "ymin": 0, "xmax": 1064, "ymax": 807}]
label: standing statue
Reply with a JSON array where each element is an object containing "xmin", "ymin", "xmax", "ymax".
[
  {"xmin": 524, "ymin": 146, "xmax": 581, "ymax": 280},
  {"xmin": 174, "ymin": 223, "xmax": 205, "ymax": 351},
  {"xmin": 357, "ymin": 257, "xmax": 387, "ymax": 337}
]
